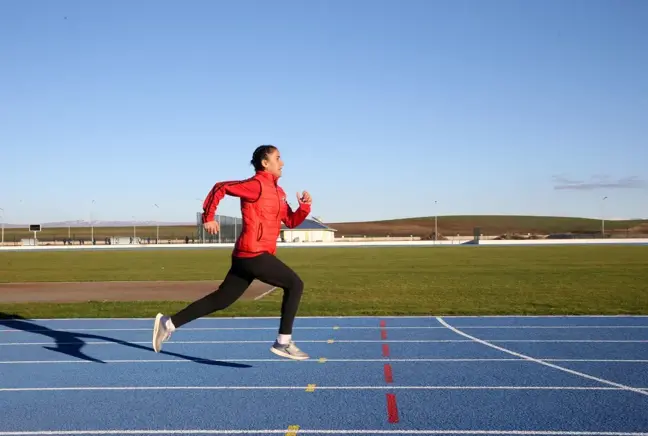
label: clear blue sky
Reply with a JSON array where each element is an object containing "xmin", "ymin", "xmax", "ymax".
[{"xmin": 1, "ymin": 0, "xmax": 647, "ymax": 225}]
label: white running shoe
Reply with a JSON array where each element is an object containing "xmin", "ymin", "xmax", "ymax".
[
  {"xmin": 152, "ymin": 313, "xmax": 174, "ymax": 352},
  {"xmin": 270, "ymin": 340, "xmax": 309, "ymax": 360}
]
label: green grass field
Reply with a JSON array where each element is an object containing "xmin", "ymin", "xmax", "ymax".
[{"xmin": 1, "ymin": 245, "xmax": 647, "ymax": 318}]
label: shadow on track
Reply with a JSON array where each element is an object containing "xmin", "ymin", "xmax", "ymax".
[{"xmin": 0, "ymin": 313, "xmax": 252, "ymax": 368}]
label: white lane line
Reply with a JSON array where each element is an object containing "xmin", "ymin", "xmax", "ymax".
[
  {"xmin": 1, "ymin": 384, "xmax": 647, "ymax": 392},
  {"xmin": 5, "ymin": 314, "xmax": 648, "ymax": 320},
  {"xmin": 0, "ymin": 429, "xmax": 647, "ymax": 435},
  {"xmin": 1, "ymin": 358, "xmax": 648, "ymax": 365},
  {"xmin": 253, "ymin": 286, "xmax": 277, "ymax": 300},
  {"xmin": 545, "ymin": 359, "xmax": 648, "ymax": 362},
  {"xmin": 2, "ymin": 325, "xmax": 648, "ymax": 333},
  {"xmin": 1, "ymin": 326, "xmax": 434, "ymax": 332},
  {"xmin": 436, "ymin": 317, "xmax": 648, "ymax": 397},
  {"xmin": 2, "ymin": 339, "xmax": 647, "ymax": 346},
  {"xmin": 0, "ymin": 358, "xmax": 519, "ymax": 364}
]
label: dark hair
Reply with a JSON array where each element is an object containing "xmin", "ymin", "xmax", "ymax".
[{"xmin": 250, "ymin": 145, "xmax": 277, "ymax": 171}]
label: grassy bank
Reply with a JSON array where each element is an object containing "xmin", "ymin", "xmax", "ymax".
[
  {"xmin": 332, "ymin": 215, "xmax": 647, "ymax": 237},
  {"xmin": 1, "ymin": 246, "xmax": 646, "ymax": 318}
]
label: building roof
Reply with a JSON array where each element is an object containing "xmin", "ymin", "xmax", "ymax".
[{"xmin": 281, "ymin": 218, "xmax": 336, "ymax": 231}]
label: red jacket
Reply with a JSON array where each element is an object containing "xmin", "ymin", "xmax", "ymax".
[{"xmin": 202, "ymin": 170, "xmax": 311, "ymax": 257}]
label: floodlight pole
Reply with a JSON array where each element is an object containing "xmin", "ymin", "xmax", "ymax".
[
  {"xmin": 90, "ymin": 200, "xmax": 95, "ymax": 243},
  {"xmin": 0, "ymin": 207, "xmax": 4, "ymax": 246},
  {"xmin": 601, "ymin": 196, "xmax": 607, "ymax": 237},
  {"xmin": 434, "ymin": 200, "xmax": 438, "ymax": 243},
  {"xmin": 154, "ymin": 204, "xmax": 160, "ymax": 243}
]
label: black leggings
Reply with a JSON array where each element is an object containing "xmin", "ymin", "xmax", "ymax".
[{"xmin": 170, "ymin": 253, "xmax": 304, "ymax": 335}]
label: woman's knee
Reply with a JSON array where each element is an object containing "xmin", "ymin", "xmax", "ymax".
[{"xmin": 290, "ymin": 273, "xmax": 304, "ymax": 293}]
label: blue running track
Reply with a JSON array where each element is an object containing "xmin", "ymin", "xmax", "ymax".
[{"xmin": 1, "ymin": 315, "xmax": 648, "ymax": 435}]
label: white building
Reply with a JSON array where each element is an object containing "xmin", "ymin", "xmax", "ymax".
[{"xmin": 281, "ymin": 218, "xmax": 336, "ymax": 243}]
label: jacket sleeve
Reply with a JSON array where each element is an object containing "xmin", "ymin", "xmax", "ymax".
[
  {"xmin": 202, "ymin": 178, "xmax": 261, "ymax": 223},
  {"xmin": 282, "ymin": 199, "xmax": 311, "ymax": 229}
]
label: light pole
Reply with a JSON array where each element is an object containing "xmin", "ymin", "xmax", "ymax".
[
  {"xmin": 90, "ymin": 199, "xmax": 95, "ymax": 243},
  {"xmin": 0, "ymin": 207, "xmax": 4, "ymax": 246},
  {"xmin": 154, "ymin": 204, "xmax": 159, "ymax": 243},
  {"xmin": 434, "ymin": 200, "xmax": 438, "ymax": 243},
  {"xmin": 601, "ymin": 196, "xmax": 607, "ymax": 237}
]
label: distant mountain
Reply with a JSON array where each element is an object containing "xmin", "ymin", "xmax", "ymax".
[{"xmin": 1, "ymin": 220, "xmax": 195, "ymax": 229}]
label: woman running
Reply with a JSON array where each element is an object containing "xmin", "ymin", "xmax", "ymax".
[{"xmin": 152, "ymin": 145, "xmax": 312, "ymax": 360}]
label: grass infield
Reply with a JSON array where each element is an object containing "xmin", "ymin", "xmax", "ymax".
[{"xmin": 1, "ymin": 245, "xmax": 647, "ymax": 318}]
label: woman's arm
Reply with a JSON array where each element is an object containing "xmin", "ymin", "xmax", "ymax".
[{"xmin": 201, "ymin": 178, "xmax": 262, "ymax": 223}]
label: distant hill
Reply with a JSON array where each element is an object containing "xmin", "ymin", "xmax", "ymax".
[{"xmin": 326, "ymin": 215, "xmax": 648, "ymax": 238}]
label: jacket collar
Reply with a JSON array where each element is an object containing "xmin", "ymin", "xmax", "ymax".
[{"xmin": 255, "ymin": 170, "xmax": 279, "ymax": 185}]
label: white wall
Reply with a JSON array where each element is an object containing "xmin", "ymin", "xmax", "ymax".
[{"xmin": 282, "ymin": 229, "xmax": 335, "ymax": 242}]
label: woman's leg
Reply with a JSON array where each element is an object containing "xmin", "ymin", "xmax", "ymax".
[
  {"xmin": 152, "ymin": 258, "xmax": 253, "ymax": 352},
  {"xmin": 243, "ymin": 253, "xmax": 307, "ymax": 360},
  {"xmin": 170, "ymin": 267, "xmax": 253, "ymax": 328}
]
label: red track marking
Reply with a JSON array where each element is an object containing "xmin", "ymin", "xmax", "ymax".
[
  {"xmin": 380, "ymin": 319, "xmax": 398, "ymax": 424},
  {"xmin": 383, "ymin": 364, "xmax": 393, "ymax": 383},
  {"xmin": 386, "ymin": 393, "xmax": 399, "ymax": 423}
]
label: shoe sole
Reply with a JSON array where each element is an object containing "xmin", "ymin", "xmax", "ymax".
[
  {"xmin": 270, "ymin": 346, "xmax": 309, "ymax": 361},
  {"xmin": 152, "ymin": 313, "xmax": 164, "ymax": 353}
]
